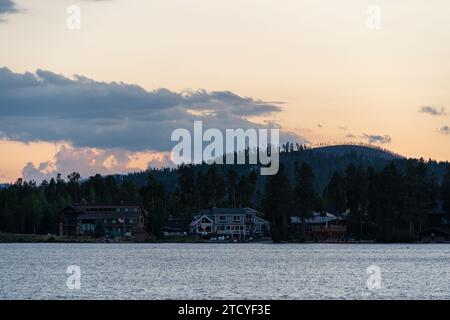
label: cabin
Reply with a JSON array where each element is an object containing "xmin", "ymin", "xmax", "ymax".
[
  {"xmin": 289, "ymin": 212, "xmax": 347, "ymax": 242},
  {"xmin": 190, "ymin": 207, "xmax": 270, "ymax": 239},
  {"xmin": 420, "ymin": 201, "xmax": 450, "ymax": 242},
  {"xmin": 60, "ymin": 204, "xmax": 147, "ymax": 240},
  {"xmin": 419, "ymin": 227, "xmax": 450, "ymax": 243},
  {"xmin": 425, "ymin": 201, "xmax": 449, "ymax": 228}
]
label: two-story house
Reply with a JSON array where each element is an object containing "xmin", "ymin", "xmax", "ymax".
[
  {"xmin": 60, "ymin": 204, "xmax": 147, "ymax": 240},
  {"xmin": 190, "ymin": 207, "xmax": 270, "ymax": 239}
]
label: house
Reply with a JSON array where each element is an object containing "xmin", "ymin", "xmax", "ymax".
[
  {"xmin": 419, "ymin": 227, "xmax": 450, "ymax": 243},
  {"xmin": 162, "ymin": 217, "xmax": 190, "ymax": 236},
  {"xmin": 60, "ymin": 204, "xmax": 147, "ymax": 240},
  {"xmin": 420, "ymin": 201, "xmax": 450, "ymax": 242},
  {"xmin": 190, "ymin": 207, "xmax": 270, "ymax": 239},
  {"xmin": 289, "ymin": 212, "xmax": 347, "ymax": 242},
  {"xmin": 426, "ymin": 201, "xmax": 449, "ymax": 228},
  {"xmin": 244, "ymin": 207, "xmax": 272, "ymax": 237}
]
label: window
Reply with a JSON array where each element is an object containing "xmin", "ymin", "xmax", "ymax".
[
  {"xmin": 219, "ymin": 216, "xmax": 227, "ymax": 222},
  {"xmin": 81, "ymin": 224, "xmax": 94, "ymax": 232},
  {"xmin": 233, "ymin": 216, "xmax": 241, "ymax": 222}
]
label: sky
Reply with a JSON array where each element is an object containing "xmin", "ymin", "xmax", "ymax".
[{"xmin": 0, "ymin": 0, "xmax": 449, "ymax": 183}]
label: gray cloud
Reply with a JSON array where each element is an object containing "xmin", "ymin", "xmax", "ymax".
[
  {"xmin": 439, "ymin": 126, "xmax": 450, "ymax": 135},
  {"xmin": 419, "ymin": 105, "xmax": 446, "ymax": 116},
  {"xmin": 0, "ymin": 0, "xmax": 17, "ymax": 13},
  {"xmin": 0, "ymin": 0, "xmax": 19, "ymax": 22},
  {"xmin": 0, "ymin": 67, "xmax": 304, "ymax": 152},
  {"xmin": 362, "ymin": 133, "xmax": 392, "ymax": 144}
]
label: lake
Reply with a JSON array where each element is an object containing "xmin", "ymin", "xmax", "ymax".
[{"xmin": 1, "ymin": 243, "xmax": 450, "ymax": 299}]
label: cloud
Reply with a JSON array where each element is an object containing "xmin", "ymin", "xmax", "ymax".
[
  {"xmin": 21, "ymin": 145, "xmax": 161, "ymax": 182},
  {"xmin": 362, "ymin": 133, "xmax": 392, "ymax": 144},
  {"xmin": 0, "ymin": 0, "xmax": 19, "ymax": 22},
  {"xmin": 439, "ymin": 126, "xmax": 450, "ymax": 135},
  {"xmin": 345, "ymin": 133, "xmax": 356, "ymax": 139},
  {"xmin": 419, "ymin": 106, "xmax": 446, "ymax": 116},
  {"xmin": 0, "ymin": 67, "xmax": 305, "ymax": 153},
  {"xmin": 147, "ymin": 153, "xmax": 175, "ymax": 170},
  {"xmin": 0, "ymin": 0, "xmax": 17, "ymax": 13}
]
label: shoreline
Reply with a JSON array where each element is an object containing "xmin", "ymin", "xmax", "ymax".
[{"xmin": 0, "ymin": 232, "xmax": 441, "ymax": 244}]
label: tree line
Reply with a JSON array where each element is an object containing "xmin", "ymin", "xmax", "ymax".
[
  {"xmin": 0, "ymin": 154, "xmax": 449, "ymax": 241},
  {"xmin": 264, "ymin": 159, "xmax": 450, "ymax": 242}
]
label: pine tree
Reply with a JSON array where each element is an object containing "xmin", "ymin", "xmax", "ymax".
[
  {"xmin": 262, "ymin": 164, "xmax": 293, "ymax": 242},
  {"xmin": 442, "ymin": 165, "xmax": 450, "ymax": 215},
  {"xmin": 324, "ymin": 171, "xmax": 346, "ymax": 221},
  {"xmin": 227, "ymin": 169, "xmax": 238, "ymax": 207},
  {"xmin": 141, "ymin": 174, "xmax": 168, "ymax": 238},
  {"xmin": 294, "ymin": 162, "xmax": 319, "ymax": 237},
  {"xmin": 344, "ymin": 164, "xmax": 369, "ymax": 240}
]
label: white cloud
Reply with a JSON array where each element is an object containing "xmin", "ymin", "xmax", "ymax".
[{"xmin": 21, "ymin": 144, "xmax": 163, "ymax": 182}]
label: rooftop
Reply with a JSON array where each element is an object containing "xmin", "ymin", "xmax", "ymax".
[{"xmin": 290, "ymin": 212, "xmax": 342, "ymax": 225}]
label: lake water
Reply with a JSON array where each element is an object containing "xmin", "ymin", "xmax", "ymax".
[{"xmin": 1, "ymin": 243, "xmax": 450, "ymax": 299}]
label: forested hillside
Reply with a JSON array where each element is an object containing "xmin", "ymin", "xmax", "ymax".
[{"xmin": 1, "ymin": 144, "xmax": 449, "ymax": 242}]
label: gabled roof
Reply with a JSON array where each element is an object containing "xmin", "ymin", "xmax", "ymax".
[
  {"xmin": 192, "ymin": 214, "xmax": 214, "ymax": 225},
  {"xmin": 212, "ymin": 208, "xmax": 246, "ymax": 215},
  {"xmin": 254, "ymin": 215, "xmax": 270, "ymax": 224},
  {"xmin": 199, "ymin": 208, "xmax": 249, "ymax": 216}
]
